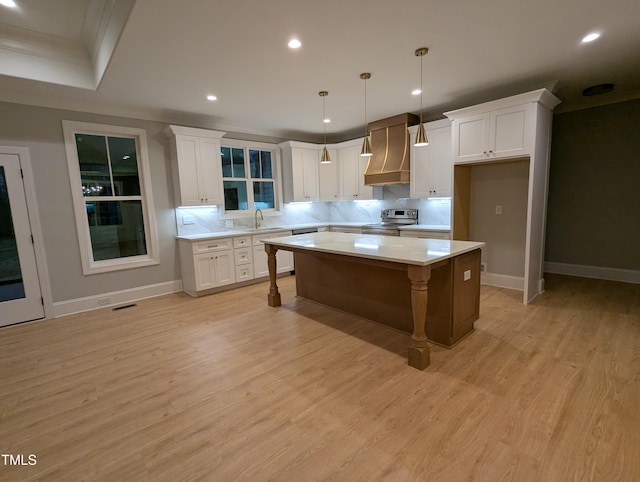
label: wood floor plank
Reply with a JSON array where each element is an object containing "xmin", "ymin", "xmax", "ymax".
[{"xmin": 0, "ymin": 274, "xmax": 638, "ymax": 481}]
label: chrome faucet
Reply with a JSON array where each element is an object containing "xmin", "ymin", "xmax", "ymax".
[{"xmin": 254, "ymin": 208, "xmax": 264, "ymax": 229}]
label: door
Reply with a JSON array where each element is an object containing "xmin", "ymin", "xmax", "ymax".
[{"xmin": 0, "ymin": 153, "xmax": 44, "ymax": 326}]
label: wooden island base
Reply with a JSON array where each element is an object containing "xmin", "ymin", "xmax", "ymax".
[{"xmin": 265, "ymin": 242, "xmax": 482, "ymax": 369}]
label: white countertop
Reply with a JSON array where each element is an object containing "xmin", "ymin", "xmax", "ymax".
[
  {"xmin": 176, "ymin": 222, "xmax": 451, "ymax": 241},
  {"xmin": 262, "ymin": 232, "xmax": 483, "ymax": 266}
]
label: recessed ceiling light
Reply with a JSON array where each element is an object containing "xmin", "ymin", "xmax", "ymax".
[
  {"xmin": 412, "ymin": 89, "xmax": 421, "ymax": 96},
  {"xmin": 323, "ymin": 118, "xmax": 331, "ymax": 124},
  {"xmin": 581, "ymin": 32, "xmax": 600, "ymax": 43},
  {"xmin": 206, "ymin": 95, "xmax": 217, "ymax": 101},
  {"xmin": 288, "ymin": 38, "xmax": 302, "ymax": 49},
  {"xmin": 0, "ymin": 0, "xmax": 17, "ymax": 7}
]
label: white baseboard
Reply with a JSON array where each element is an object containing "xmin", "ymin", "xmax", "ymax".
[
  {"xmin": 481, "ymin": 272, "xmax": 524, "ymax": 291},
  {"xmin": 544, "ymin": 262, "xmax": 640, "ymax": 284},
  {"xmin": 52, "ymin": 280, "xmax": 184, "ymax": 318}
]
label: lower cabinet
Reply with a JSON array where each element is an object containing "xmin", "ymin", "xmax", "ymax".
[
  {"xmin": 399, "ymin": 230, "xmax": 450, "ymax": 240},
  {"xmin": 194, "ymin": 251, "xmax": 235, "ymax": 290},
  {"xmin": 180, "ymin": 237, "xmax": 236, "ymax": 296},
  {"xmin": 252, "ymin": 230, "xmax": 294, "ymax": 277},
  {"xmin": 179, "ymin": 231, "xmax": 295, "ymax": 297}
]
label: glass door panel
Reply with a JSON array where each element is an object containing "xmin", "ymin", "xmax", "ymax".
[
  {"xmin": 0, "ymin": 166, "xmax": 25, "ymax": 302},
  {"xmin": 0, "ymin": 152, "xmax": 44, "ymax": 327}
]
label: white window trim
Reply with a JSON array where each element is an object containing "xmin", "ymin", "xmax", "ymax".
[
  {"xmin": 220, "ymin": 138, "xmax": 283, "ymax": 219},
  {"xmin": 62, "ymin": 120, "xmax": 159, "ymax": 275}
]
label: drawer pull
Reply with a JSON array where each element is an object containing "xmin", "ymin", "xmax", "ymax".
[{"xmin": 207, "ymin": 244, "xmax": 218, "ymax": 248}]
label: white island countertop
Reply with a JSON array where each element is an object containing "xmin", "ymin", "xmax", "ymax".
[{"xmin": 263, "ymin": 232, "xmax": 484, "ymax": 266}]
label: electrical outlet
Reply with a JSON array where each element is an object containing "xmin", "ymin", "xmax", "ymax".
[
  {"xmin": 182, "ymin": 215, "xmax": 195, "ymax": 225},
  {"xmin": 463, "ymin": 269, "xmax": 472, "ymax": 281},
  {"xmin": 480, "ymin": 262, "xmax": 487, "ymax": 272},
  {"xmin": 225, "ymin": 219, "xmax": 234, "ymax": 228},
  {"xmin": 495, "ymin": 205, "xmax": 503, "ymax": 215},
  {"xmin": 98, "ymin": 297, "xmax": 110, "ymax": 306}
]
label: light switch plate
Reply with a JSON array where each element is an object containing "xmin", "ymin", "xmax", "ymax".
[
  {"xmin": 463, "ymin": 269, "xmax": 471, "ymax": 281},
  {"xmin": 495, "ymin": 205, "xmax": 503, "ymax": 215},
  {"xmin": 182, "ymin": 215, "xmax": 195, "ymax": 225},
  {"xmin": 225, "ymin": 219, "xmax": 234, "ymax": 228}
]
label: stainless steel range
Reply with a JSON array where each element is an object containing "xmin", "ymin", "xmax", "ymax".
[{"xmin": 362, "ymin": 209, "xmax": 418, "ymax": 236}]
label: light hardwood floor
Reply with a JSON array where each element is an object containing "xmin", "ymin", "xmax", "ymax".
[{"xmin": 0, "ymin": 274, "xmax": 639, "ymax": 481}]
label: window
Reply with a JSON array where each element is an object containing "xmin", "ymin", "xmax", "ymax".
[
  {"xmin": 221, "ymin": 140, "xmax": 278, "ymax": 214},
  {"xmin": 62, "ymin": 121, "xmax": 159, "ymax": 274}
]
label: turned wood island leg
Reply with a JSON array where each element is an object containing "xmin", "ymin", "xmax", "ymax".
[
  {"xmin": 407, "ymin": 264, "xmax": 432, "ymax": 369},
  {"xmin": 265, "ymin": 243, "xmax": 281, "ymax": 307}
]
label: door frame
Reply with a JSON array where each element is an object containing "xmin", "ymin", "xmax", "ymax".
[{"xmin": 0, "ymin": 145, "xmax": 53, "ymax": 322}]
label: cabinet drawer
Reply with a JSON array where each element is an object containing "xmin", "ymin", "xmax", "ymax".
[
  {"xmin": 234, "ymin": 247, "xmax": 253, "ymax": 266},
  {"xmin": 252, "ymin": 230, "xmax": 293, "ymax": 246},
  {"xmin": 192, "ymin": 238, "xmax": 232, "ymax": 254},
  {"xmin": 236, "ymin": 264, "xmax": 254, "ymax": 282},
  {"xmin": 400, "ymin": 231, "xmax": 450, "ymax": 240},
  {"xmin": 233, "ymin": 236, "xmax": 252, "ymax": 248}
]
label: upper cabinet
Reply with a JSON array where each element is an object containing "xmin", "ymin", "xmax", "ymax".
[
  {"xmin": 164, "ymin": 125, "xmax": 225, "ymax": 206},
  {"xmin": 318, "ymin": 148, "xmax": 339, "ymax": 201},
  {"xmin": 409, "ymin": 119, "xmax": 452, "ymax": 199},
  {"xmin": 280, "ymin": 141, "xmax": 320, "ymax": 202},
  {"xmin": 338, "ymin": 140, "xmax": 374, "ymax": 201},
  {"xmin": 281, "ymin": 139, "xmax": 378, "ymax": 203},
  {"xmin": 445, "ymin": 89, "xmax": 560, "ymax": 165}
]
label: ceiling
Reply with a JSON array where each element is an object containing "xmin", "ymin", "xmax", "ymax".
[{"xmin": 1, "ymin": 0, "xmax": 640, "ymax": 143}]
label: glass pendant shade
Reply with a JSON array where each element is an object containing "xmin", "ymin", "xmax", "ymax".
[
  {"xmin": 320, "ymin": 146, "xmax": 331, "ymax": 164},
  {"xmin": 415, "ymin": 123, "xmax": 429, "ymax": 146}
]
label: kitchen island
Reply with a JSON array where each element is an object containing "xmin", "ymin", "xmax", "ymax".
[{"xmin": 264, "ymin": 232, "xmax": 485, "ymax": 369}]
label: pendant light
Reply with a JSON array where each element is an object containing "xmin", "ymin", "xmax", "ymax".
[
  {"xmin": 319, "ymin": 91, "xmax": 331, "ymax": 163},
  {"xmin": 360, "ymin": 72, "xmax": 372, "ymax": 157},
  {"xmin": 414, "ymin": 47, "xmax": 429, "ymax": 147}
]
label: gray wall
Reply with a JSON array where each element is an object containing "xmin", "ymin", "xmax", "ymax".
[
  {"xmin": 470, "ymin": 160, "xmax": 529, "ymax": 277},
  {"xmin": 0, "ymin": 101, "xmax": 179, "ymax": 302},
  {"xmin": 546, "ymin": 99, "xmax": 640, "ymax": 270}
]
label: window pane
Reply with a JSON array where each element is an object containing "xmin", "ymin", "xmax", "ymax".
[
  {"xmin": 232, "ymin": 148, "xmax": 245, "ymax": 178},
  {"xmin": 0, "ymin": 166, "xmax": 25, "ymax": 301},
  {"xmin": 223, "ymin": 181, "xmax": 248, "ymax": 211},
  {"xmin": 253, "ymin": 181, "xmax": 274, "ymax": 209},
  {"xmin": 249, "ymin": 149, "xmax": 260, "ymax": 178},
  {"xmin": 108, "ymin": 137, "xmax": 140, "ymax": 196},
  {"xmin": 76, "ymin": 134, "xmax": 112, "ymax": 196},
  {"xmin": 261, "ymin": 151, "xmax": 273, "ymax": 178},
  {"xmin": 86, "ymin": 200, "xmax": 147, "ymax": 261},
  {"xmin": 221, "ymin": 147, "xmax": 232, "ymax": 177}
]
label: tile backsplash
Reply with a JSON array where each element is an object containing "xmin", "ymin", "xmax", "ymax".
[{"xmin": 175, "ymin": 184, "xmax": 451, "ymax": 236}]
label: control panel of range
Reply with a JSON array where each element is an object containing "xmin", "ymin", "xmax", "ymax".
[{"xmin": 380, "ymin": 209, "xmax": 418, "ymax": 222}]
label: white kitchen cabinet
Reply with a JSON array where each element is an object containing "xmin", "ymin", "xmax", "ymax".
[
  {"xmin": 339, "ymin": 141, "xmax": 374, "ymax": 200},
  {"xmin": 280, "ymin": 142, "xmax": 320, "ymax": 202},
  {"xmin": 164, "ymin": 125, "xmax": 225, "ymax": 206},
  {"xmin": 447, "ymin": 98, "xmax": 536, "ymax": 164},
  {"xmin": 233, "ymin": 236, "xmax": 254, "ymax": 282},
  {"xmin": 445, "ymin": 88, "xmax": 561, "ymax": 304},
  {"xmin": 194, "ymin": 251, "xmax": 235, "ymax": 290},
  {"xmin": 252, "ymin": 230, "xmax": 294, "ymax": 277},
  {"xmin": 318, "ymin": 148, "xmax": 339, "ymax": 201},
  {"xmin": 179, "ymin": 237, "xmax": 236, "ymax": 296},
  {"xmin": 409, "ymin": 120, "xmax": 452, "ymax": 198}
]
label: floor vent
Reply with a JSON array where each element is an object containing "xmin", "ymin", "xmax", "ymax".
[{"xmin": 112, "ymin": 303, "xmax": 137, "ymax": 311}]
